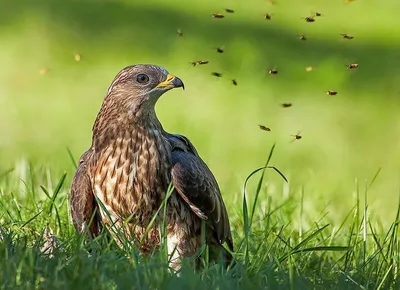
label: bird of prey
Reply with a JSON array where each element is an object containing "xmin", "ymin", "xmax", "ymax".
[{"xmin": 70, "ymin": 64, "xmax": 233, "ymax": 269}]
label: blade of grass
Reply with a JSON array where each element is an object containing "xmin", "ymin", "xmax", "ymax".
[
  {"xmin": 66, "ymin": 147, "xmax": 78, "ymax": 170},
  {"xmin": 20, "ymin": 209, "xmax": 44, "ymax": 228},
  {"xmin": 376, "ymin": 264, "xmax": 393, "ymax": 290},
  {"xmin": 48, "ymin": 172, "xmax": 67, "ymax": 215}
]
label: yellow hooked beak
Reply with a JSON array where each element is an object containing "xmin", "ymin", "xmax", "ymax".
[{"xmin": 156, "ymin": 74, "xmax": 185, "ymax": 90}]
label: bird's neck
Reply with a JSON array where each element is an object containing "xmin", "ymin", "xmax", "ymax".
[{"xmin": 92, "ymin": 101, "xmax": 164, "ymax": 151}]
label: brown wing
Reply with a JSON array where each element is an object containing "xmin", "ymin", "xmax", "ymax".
[
  {"xmin": 168, "ymin": 134, "xmax": 233, "ymax": 251},
  {"xmin": 70, "ymin": 149, "xmax": 101, "ymax": 237}
]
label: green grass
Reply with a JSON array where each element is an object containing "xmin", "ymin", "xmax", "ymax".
[
  {"xmin": 1, "ymin": 149, "xmax": 399, "ymax": 289},
  {"xmin": 1, "ymin": 0, "xmax": 400, "ymax": 288}
]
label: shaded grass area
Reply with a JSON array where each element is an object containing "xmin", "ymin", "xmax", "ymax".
[
  {"xmin": 1, "ymin": 150, "xmax": 400, "ymax": 289},
  {"xmin": 1, "ymin": 1, "xmax": 400, "ymax": 212}
]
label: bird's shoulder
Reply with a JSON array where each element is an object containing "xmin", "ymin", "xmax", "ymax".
[
  {"xmin": 76, "ymin": 147, "xmax": 96, "ymax": 169},
  {"xmin": 166, "ymin": 133, "xmax": 199, "ymax": 156}
]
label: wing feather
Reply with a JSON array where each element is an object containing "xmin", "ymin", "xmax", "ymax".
[
  {"xmin": 70, "ymin": 149, "xmax": 101, "ymax": 237},
  {"xmin": 168, "ymin": 134, "xmax": 233, "ymax": 251}
]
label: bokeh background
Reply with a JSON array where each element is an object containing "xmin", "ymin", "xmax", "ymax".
[{"xmin": 1, "ymin": 0, "xmax": 400, "ymax": 226}]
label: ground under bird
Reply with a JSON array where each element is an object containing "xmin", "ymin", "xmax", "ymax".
[{"xmin": 70, "ymin": 64, "xmax": 233, "ymax": 269}]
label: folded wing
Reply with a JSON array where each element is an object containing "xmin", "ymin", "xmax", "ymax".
[{"xmin": 168, "ymin": 134, "xmax": 233, "ymax": 251}]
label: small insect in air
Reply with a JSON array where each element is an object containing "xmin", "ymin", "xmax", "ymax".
[
  {"xmin": 282, "ymin": 103, "xmax": 293, "ymax": 108},
  {"xmin": 300, "ymin": 34, "xmax": 307, "ymax": 40},
  {"xmin": 259, "ymin": 125, "xmax": 271, "ymax": 132},
  {"xmin": 232, "ymin": 79, "xmax": 238, "ymax": 86},
  {"xmin": 305, "ymin": 66, "xmax": 313, "ymax": 72},
  {"xmin": 314, "ymin": 12, "xmax": 322, "ymax": 16},
  {"xmin": 269, "ymin": 68, "xmax": 278, "ymax": 74},
  {"xmin": 327, "ymin": 90, "xmax": 338, "ymax": 95},
  {"xmin": 211, "ymin": 72, "xmax": 223, "ymax": 77},
  {"xmin": 340, "ymin": 33, "xmax": 354, "ymax": 39},
  {"xmin": 291, "ymin": 132, "xmax": 302, "ymax": 141},
  {"xmin": 303, "ymin": 16, "xmax": 315, "ymax": 22},
  {"xmin": 264, "ymin": 13, "xmax": 273, "ymax": 20},
  {"xmin": 345, "ymin": 63, "xmax": 359, "ymax": 69},
  {"xmin": 74, "ymin": 54, "xmax": 81, "ymax": 62},
  {"xmin": 177, "ymin": 29, "xmax": 184, "ymax": 37},
  {"xmin": 216, "ymin": 47, "xmax": 224, "ymax": 53},
  {"xmin": 190, "ymin": 60, "xmax": 209, "ymax": 66},
  {"xmin": 212, "ymin": 13, "xmax": 225, "ymax": 19},
  {"xmin": 225, "ymin": 8, "xmax": 234, "ymax": 13},
  {"xmin": 39, "ymin": 68, "xmax": 49, "ymax": 75}
]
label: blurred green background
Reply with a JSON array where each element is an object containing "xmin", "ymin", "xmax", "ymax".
[{"xmin": 1, "ymin": 0, "xmax": 400, "ymax": 225}]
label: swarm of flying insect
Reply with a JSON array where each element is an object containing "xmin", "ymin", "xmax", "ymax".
[
  {"xmin": 291, "ymin": 132, "xmax": 302, "ymax": 141},
  {"xmin": 259, "ymin": 125, "xmax": 271, "ymax": 132},
  {"xmin": 225, "ymin": 8, "xmax": 234, "ymax": 13},
  {"xmin": 290, "ymin": 131, "xmax": 303, "ymax": 142},
  {"xmin": 39, "ymin": 68, "xmax": 50, "ymax": 75},
  {"xmin": 346, "ymin": 63, "xmax": 359, "ymax": 69},
  {"xmin": 303, "ymin": 16, "xmax": 315, "ymax": 22},
  {"xmin": 190, "ymin": 60, "xmax": 209, "ymax": 66},
  {"xmin": 341, "ymin": 33, "xmax": 354, "ymax": 39},
  {"xmin": 327, "ymin": 90, "xmax": 337, "ymax": 95},
  {"xmin": 282, "ymin": 103, "xmax": 293, "ymax": 108},
  {"xmin": 264, "ymin": 13, "xmax": 273, "ymax": 20},
  {"xmin": 177, "ymin": 29, "xmax": 184, "ymax": 37},
  {"xmin": 216, "ymin": 47, "xmax": 224, "ymax": 53},
  {"xmin": 212, "ymin": 13, "xmax": 225, "ymax": 18},
  {"xmin": 232, "ymin": 79, "xmax": 238, "ymax": 86},
  {"xmin": 300, "ymin": 34, "xmax": 307, "ymax": 40},
  {"xmin": 74, "ymin": 54, "xmax": 81, "ymax": 62},
  {"xmin": 211, "ymin": 72, "xmax": 222, "ymax": 77},
  {"xmin": 269, "ymin": 68, "xmax": 278, "ymax": 75}
]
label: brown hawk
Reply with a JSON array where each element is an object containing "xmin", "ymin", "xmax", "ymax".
[{"xmin": 70, "ymin": 64, "xmax": 233, "ymax": 269}]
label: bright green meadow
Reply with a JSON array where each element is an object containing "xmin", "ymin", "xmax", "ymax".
[{"xmin": 1, "ymin": 0, "xmax": 400, "ymax": 289}]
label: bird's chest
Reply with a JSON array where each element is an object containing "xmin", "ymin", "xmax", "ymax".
[{"xmin": 93, "ymin": 132, "xmax": 172, "ymax": 225}]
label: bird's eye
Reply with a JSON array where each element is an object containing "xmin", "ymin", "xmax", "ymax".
[{"xmin": 136, "ymin": 74, "xmax": 149, "ymax": 84}]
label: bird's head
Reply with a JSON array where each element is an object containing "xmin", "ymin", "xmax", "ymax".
[{"xmin": 105, "ymin": 64, "xmax": 184, "ymax": 112}]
